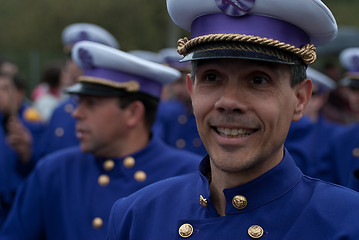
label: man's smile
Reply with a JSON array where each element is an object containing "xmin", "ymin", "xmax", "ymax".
[{"xmin": 214, "ymin": 127, "xmax": 257, "ymax": 138}]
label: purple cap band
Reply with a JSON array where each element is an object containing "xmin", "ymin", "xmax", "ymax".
[
  {"xmin": 83, "ymin": 68, "xmax": 162, "ymax": 98},
  {"xmin": 191, "ymin": 13, "xmax": 310, "ymax": 48},
  {"xmin": 350, "ymin": 56, "xmax": 359, "ymax": 72}
]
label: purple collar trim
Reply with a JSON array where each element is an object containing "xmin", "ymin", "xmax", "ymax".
[
  {"xmin": 191, "ymin": 13, "xmax": 310, "ymax": 48},
  {"xmin": 83, "ymin": 68, "xmax": 162, "ymax": 98}
]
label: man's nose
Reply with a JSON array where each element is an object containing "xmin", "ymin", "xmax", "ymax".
[{"xmin": 214, "ymin": 83, "xmax": 249, "ymax": 113}]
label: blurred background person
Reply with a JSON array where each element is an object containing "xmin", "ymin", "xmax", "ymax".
[
  {"xmin": 285, "ymin": 67, "xmax": 344, "ymax": 180},
  {"xmin": 336, "ymin": 47, "xmax": 359, "ymax": 124},
  {"xmin": 153, "ymin": 48, "xmax": 207, "ymax": 157},
  {"xmin": 33, "ymin": 60, "xmax": 65, "ymax": 121},
  {"xmin": 303, "ymin": 67, "xmax": 337, "ymax": 122},
  {"xmin": 38, "ymin": 23, "xmax": 119, "ymax": 158},
  {"xmin": 0, "ymin": 40, "xmax": 201, "ymax": 240},
  {"xmin": 0, "ymin": 72, "xmax": 45, "ymax": 226},
  {"xmin": 0, "ymin": 58, "xmax": 18, "ymax": 77}
]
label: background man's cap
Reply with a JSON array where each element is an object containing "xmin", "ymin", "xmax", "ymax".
[
  {"xmin": 339, "ymin": 48, "xmax": 359, "ymax": 88},
  {"xmin": 61, "ymin": 23, "xmax": 119, "ymax": 52},
  {"xmin": 158, "ymin": 48, "xmax": 191, "ymax": 72},
  {"xmin": 66, "ymin": 41, "xmax": 181, "ymax": 98},
  {"xmin": 128, "ymin": 50, "xmax": 164, "ymax": 64},
  {"xmin": 307, "ymin": 67, "xmax": 336, "ymax": 95},
  {"xmin": 166, "ymin": 0, "xmax": 337, "ymax": 65}
]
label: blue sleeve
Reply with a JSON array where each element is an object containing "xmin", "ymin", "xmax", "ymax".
[
  {"xmin": 107, "ymin": 199, "xmax": 132, "ymax": 240},
  {"xmin": 0, "ymin": 170, "xmax": 45, "ymax": 239}
]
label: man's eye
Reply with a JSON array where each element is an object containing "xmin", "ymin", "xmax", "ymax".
[
  {"xmin": 251, "ymin": 76, "xmax": 269, "ymax": 85},
  {"xmin": 85, "ymin": 99, "xmax": 96, "ymax": 107},
  {"xmin": 204, "ymin": 73, "xmax": 220, "ymax": 82}
]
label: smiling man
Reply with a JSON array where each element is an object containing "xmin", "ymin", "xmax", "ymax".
[
  {"xmin": 107, "ymin": 0, "xmax": 359, "ymax": 239},
  {"xmin": 0, "ymin": 41, "xmax": 202, "ymax": 240}
]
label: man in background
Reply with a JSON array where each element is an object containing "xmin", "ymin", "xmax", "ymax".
[{"xmin": 0, "ymin": 41, "xmax": 201, "ymax": 239}]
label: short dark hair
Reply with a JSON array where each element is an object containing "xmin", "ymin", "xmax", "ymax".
[
  {"xmin": 290, "ymin": 63, "xmax": 307, "ymax": 87},
  {"xmin": 118, "ymin": 91, "xmax": 159, "ymax": 130},
  {"xmin": 41, "ymin": 61, "xmax": 63, "ymax": 89}
]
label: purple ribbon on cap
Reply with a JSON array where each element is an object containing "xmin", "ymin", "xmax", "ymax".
[
  {"xmin": 350, "ymin": 56, "xmax": 359, "ymax": 72},
  {"xmin": 191, "ymin": 13, "xmax": 310, "ymax": 48},
  {"xmin": 215, "ymin": 0, "xmax": 255, "ymax": 16},
  {"xmin": 83, "ymin": 68, "xmax": 163, "ymax": 98},
  {"xmin": 78, "ymin": 47, "xmax": 95, "ymax": 69}
]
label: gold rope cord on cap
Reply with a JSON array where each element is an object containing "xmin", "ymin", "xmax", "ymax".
[
  {"xmin": 78, "ymin": 76, "xmax": 140, "ymax": 92},
  {"xmin": 177, "ymin": 34, "xmax": 317, "ymax": 65}
]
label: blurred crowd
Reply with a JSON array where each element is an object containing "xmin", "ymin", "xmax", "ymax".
[{"xmin": 1, "ymin": 21, "xmax": 359, "ymax": 238}]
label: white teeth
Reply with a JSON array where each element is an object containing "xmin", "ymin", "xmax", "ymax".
[{"xmin": 217, "ymin": 127, "xmax": 253, "ymax": 137}]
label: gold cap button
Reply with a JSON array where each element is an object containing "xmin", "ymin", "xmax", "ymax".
[
  {"xmin": 248, "ymin": 225, "xmax": 264, "ymax": 239},
  {"xmin": 98, "ymin": 174, "xmax": 110, "ymax": 186},
  {"xmin": 232, "ymin": 195, "xmax": 247, "ymax": 209},
  {"xmin": 103, "ymin": 159, "xmax": 115, "ymax": 171},
  {"xmin": 64, "ymin": 103, "xmax": 74, "ymax": 113},
  {"xmin": 123, "ymin": 156, "xmax": 135, "ymax": 168},
  {"xmin": 176, "ymin": 139, "xmax": 186, "ymax": 149},
  {"xmin": 134, "ymin": 171, "xmax": 147, "ymax": 182},
  {"xmin": 178, "ymin": 223, "xmax": 193, "ymax": 238},
  {"xmin": 178, "ymin": 115, "xmax": 188, "ymax": 124},
  {"xmin": 92, "ymin": 217, "xmax": 103, "ymax": 229},
  {"xmin": 353, "ymin": 148, "xmax": 359, "ymax": 157},
  {"xmin": 55, "ymin": 128, "xmax": 64, "ymax": 137},
  {"xmin": 199, "ymin": 195, "xmax": 208, "ymax": 207}
]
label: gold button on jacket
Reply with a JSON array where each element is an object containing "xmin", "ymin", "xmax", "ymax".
[
  {"xmin": 232, "ymin": 195, "xmax": 247, "ymax": 209},
  {"xmin": 123, "ymin": 156, "xmax": 135, "ymax": 168},
  {"xmin": 92, "ymin": 217, "xmax": 103, "ymax": 229},
  {"xmin": 178, "ymin": 223, "xmax": 193, "ymax": 238},
  {"xmin": 248, "ymin": 225, "xmax": 264, "ymax": 239},
  {"xmin": 55, "ymin": 128, "xmax": 64, "ymax": 137},
  {"xmin": 103, "ymin": 159, "xmax": 115, "ymax": 171},
  {"xmin": 134, "ymin": 171, "xmax": 147, "ymax": 182},
  {"xmin": 98, "ymin": 174, "xmax": 110, "ymax": 186},
  {"xmin": 199, "ymin": 195, "xmax": 208, "ymax": 207}
]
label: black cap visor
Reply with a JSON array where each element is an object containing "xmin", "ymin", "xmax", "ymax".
[
  {"xmin": 66, "ymin": 82, "xmax": 126, "ymax": 97},
  {"xmin": 180, "ymin": 48, "xmax": 300, "ymax": 65}
]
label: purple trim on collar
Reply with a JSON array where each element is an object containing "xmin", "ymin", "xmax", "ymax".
[
  {"xmin": 83, "ymin": 68, "xmax": 162, "ymax": 98},
  {"xmin": 191, "ymin": 14, "xmax": 310, "ymax": 48}
]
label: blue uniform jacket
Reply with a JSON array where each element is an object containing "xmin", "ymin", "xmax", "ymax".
[
  {"xmin": 108, "ymin": 150, "xmax": 359, "ymax": 239},
  {"xmin": 38, "ymin": 96, "xmax": 79, "ymax": 158},
  {"xmin": 325, "ymin": 123, "xmax": 359, "ymax": 190},
  {"xmin": 153, "ymin": 100, "xmax": 207, "ymax": 157},
  {"xmin": 0, "ymin": 103, "xmax": 45, "ymax": 192},
  {"xmin": 285, "ymin": 115, "xmax": 344, "ymax": 181},
  {"xmin": 0, "ymin": 136, "xmax": 201, "ymax": 239},
  {"xmin": 0, "ymin": 104, "xmax": 45, "ymax": 222}
]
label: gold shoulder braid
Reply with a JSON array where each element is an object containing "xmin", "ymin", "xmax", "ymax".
[
  {"xmin": 78, "ymin": 76, "xmax": 140, "ymax": 92},
  {"xmin": 177, "ymin": 34, "xmax": 316, "ymax": 65}
]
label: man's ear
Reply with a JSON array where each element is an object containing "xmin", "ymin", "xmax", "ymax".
[
  {"xmin": 125, "ymin": 101, "xmax": 145, "ymax": 127},
  {"xmin": 186, "ymin": 73, "xmax": 194, "ymax": 97},
  {"xmin": 292, "ymin": 78, "xmax": 312, "ymax": 121}
]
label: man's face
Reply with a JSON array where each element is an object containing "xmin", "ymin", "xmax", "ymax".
[
  {"xmin": 72, "ymin": 95, "xmax": 128, "ymax": 157},
  {"xmin": 187, "ymin": 58, "xmax": 309, "ymax": 177},
  {"xmin": 340, "ymin": 86, "xmax": 359, "ymax": 115},
  {"xmin": 0, "ymin": 76, "xmax": 18, "ymax": 115},
  {"xmin": 303, "ymin": 84, "xmax": 328, "ymax": 121},
  {"xmin": 172, "ymin": 72, "xmax": 192, "ymax": 106}
]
